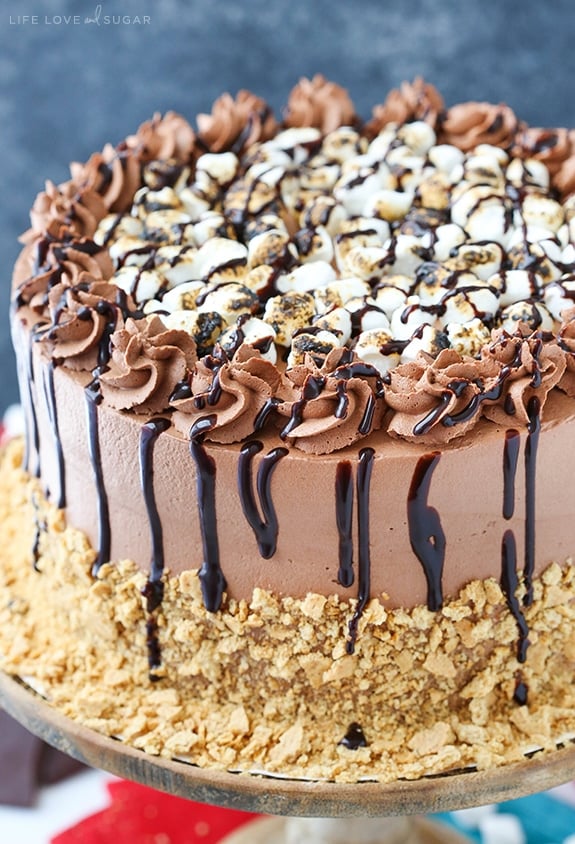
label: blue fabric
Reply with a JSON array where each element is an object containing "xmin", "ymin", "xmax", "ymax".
[{"xmin": 438, "ymin": 793, "xmax": 575, "ymax": 843}]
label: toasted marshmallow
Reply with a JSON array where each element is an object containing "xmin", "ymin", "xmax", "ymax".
[
  {"xmin": 494, "ymin": 269, "xmax": 539, "ymax": 307},
  {"xmin": 314, "ymin": 278, "xmax": 371, "ymax": 314},
  {"xmin": 367, "ymin": 126, "xmax": 398, "ymax": 162},
  {"xmin": 450, "ymin": 184, "xmax": 506, "ymax": 228},
  {"xmin": 312, "ymin": 307, "xmax": 353, "ymax": 344},
  {"xmin": 159, "ymin": 280, "xmax": 206, "ymax": 312},
  {"xmin": 287, "ymin": 330, "xmax": 341, "ymax": 368},
  {"xmin": 415, "ymin": 262, "xmax": 456, "ymax": 306},
  {"xmin": 353, "ymin": 329, "xmax": 400, "ymax": 375},
  {"xmin": 276, "ymin": 260, "xmax": 336, "ymax": 294},
  {"xmin": 446, "ymin": 318, "xmax": 491, "ymax": 357},
  {"xmin": 432, "ymin": 223, "xmax": 467, "ymax": 262},
  {"xmin": 194, "ymin": 238, "xmax": 248, "ymax": 279},
  {"xmin": 463, "ymin": 154, "xmax": 505, "ymax": 188},
  {"xmin": 157, "ymin": 249, "xmax": 203, "ymax": 288},
  {"xmin": 341, "ymin": 245, "xmax": 391, "ymax": 282},
  {"xmin": 506, "ymin": 157, "xmax": 550, "ymax": 190},
  {"xmin": 193, "ymin": 213, "xmax": 230, "ymax": 246},
  {"xmin": 247, "ymin": 229, "xmax": 294, "ymax": 268},
  {"xmin": 178, "ymin": 186, "xmax": 212, "ymax": 220},
  {"xmin": 465, "ymin": 203, "xmax": 511, "ymax": 247},
  {"xmin": 243, "ymin": 213, "xmax": 289, "ymax": 240},
  {"xmin": 197, "ymin": 283, "xmax": 258, "ymax": 324},
  {"xmin": 445, "ymin": 241, "xmax": 504, "ymax": 281},
  {"xmin": 387, "ymin": 234, "xmax": 432, "ymax": 277},
  {"xmin": 113, "ymin": 265, "xmax": 167, "ymax": 304},
  {"xmin": 344, "ymin": 297, "xmax": 391, "ymax": 333},
  {"xmin": 94, "ymin": 213, "xmax": 144, "ymax": 246},
  {"xmin": 365, "ymin": 189, "xmax": 414, "ymax": 222},
  {"xmin": 397, "ymin": 121, "xmax": 436, "ymax": 155},
  {"xmin": 195, "ymin": 152, "xmax": 239, "ymax": 187},
  {"xmin": 520, "ymin": 193, "xmax": 565, "ymax": 233},
  {"xmin": 401, "ymin": 325, "xmax": 450, "ymax": 363},
  {"xmin": 159, "ymin": 309, "xmax": 204, "ymax": 335},
  {"xmin": 145, "ymin": 209, "xmax": 194, "ymax": 243},
  {"xmin": 507, "ymin": 240, "xmax": 563, "ymax": 286},
  {"xmin": 440, "ymin": 282, "xmax": 499, "ymax": 325},
  {"xmin": 108, "ymin": 236, "xmax": 153, "ymax": 267},
  {"xmin": 373, "ymin": 283, "xmax": 410, "ymax": 319},
  {"xmin": 322, "ymin": 127, "xmax": 365, "ymax": 163},
  {"xmin": 300, "ymin": 162, "xmax": 341, "ymax": 192},
  {"xmin": 543, "ymin": 277, "xmax": 575, "ymax": 320},
  {"xmin": 132, "ymin": 186, "xmax": 183, "ymax": 219},
  {"xmin": 390, "ymin": 296, "xmax": 434, "ymax": 340},
  {"xmin": 335, "ymin": 228, "xmax": 384, "ymax": 273},
  {"xmin": 219, "ymin": 317, "xmax": 277, "ymax": 364},
  {"xmin": 499, "ymin": 300, "xmax": 555, "ymax": 333},
  {"xmin": 427, "ymin": 144, "xmax": 465, "ymax": 178},
  {"xmin": 416, "ymin": 173, "xmax": 451, "ymax": 210},
  {"xmin": 263, "ymin": 291, "xmax": 316, "ymax": 346},
  {"xmin": 294, "ymin": 226, "xmax": 334, "ymax": 264},
  {"xmin": 299, "ymin": 195, "xmax": 349, "ymax": 236},
  {"xmin": 334, "ymin": 166, "xmax": 393, "ymax": 216},
  {"xmin": 242, "ymin": 265, "xmax": 275, "ymax": 296},
  {"xmin": 267, "ymin": 127, "xmax": 322, "ymax": 161}
]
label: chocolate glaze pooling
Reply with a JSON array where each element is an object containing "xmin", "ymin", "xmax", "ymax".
[
  {"xmin": 407, "ymin": 452, "xmax": 445, "ymax": 612},
  {"xmin": 237, "ymin": 440, "xmax": 288, "ymax": 559}
]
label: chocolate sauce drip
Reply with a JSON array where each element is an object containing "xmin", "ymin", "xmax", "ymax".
[
  {"xmin": 338, "ymin": 722, "xmax": 368, "ymax": 750},
  {"xmin": 347, "ymin": 447, "xmax": 375, "ymax": 654},
  {"xmin": 335, "ymin": 380, "xmax": 349, "ymax": 419},
  {"xmin": 43, "ymin": 362, "xmax": 65, "ymax": 509},
  {"xmin": 358, "ymin": 392, "xmax": 376, "ymax": 435},
  {"xmin": 523, "ymin": 396, "xmax": 541, "ymax": 607},
  {"xmin": 22, "ymin": 339, "xmax": 41, "ymax": 478},
  {"xmin": 254, "ymin": 396, "xmax": 281, "ymax": 431},
  {"xmin": 146, "ymin": 617, "xmax": 162, "ymax": 680},
  {"xmin": 140, "ymin": 418, "xmax": 171, "ymax": 609},
  {"xmin": 407, "ymin": 452, "xmax": 445, "ymax": 612},
  {"xmin": 501, "ymin": 530, "xmax": 530, "ymax": 663},
  {"xmin": 413, "ymin": 391, "xmax": 452, "ymax": 436},
  {"xmin": 237, "ymin": 440, "xmax": 288, "ymax": 558},
  {"xmin": 189, "ymin": 416, "xmax": 227, "ymax": 612},
  {"xmin": 280, "ymin": 375, "xmax": 326, "ymax": 439},
  {"xmin": 85, "ymin": 383, "xmax": 111, "ymax": 576},
  {"xmin": 335, "ymin": 461, "xmax": 354, "ymax": 588},
  {"xmin": 31, "ymin": 493, "xmax": 46, "ymax": 572},
  {"xmin": 514, "ymin": 678, "xmax": 529, "ymax": 706},
  {"xmin": 503, "ymin": 430, "xmax": 520, "ymax": 521}
]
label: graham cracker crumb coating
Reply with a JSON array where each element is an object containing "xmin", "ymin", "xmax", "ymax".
[{"xmin": 1, "ymin": 439, "xmax": 575, "ymax": 783}]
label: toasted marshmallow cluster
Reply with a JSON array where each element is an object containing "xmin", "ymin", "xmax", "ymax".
[{"xmin": 95, "ymin": 123, "xmax": 575, "ymax": 374}]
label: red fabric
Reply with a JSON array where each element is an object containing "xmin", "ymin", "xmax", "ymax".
[{"xmin": 51, "ymin": 780, "xmax": 261, "ymax": 844}]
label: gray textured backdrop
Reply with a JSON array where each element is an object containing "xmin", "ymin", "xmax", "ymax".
[{"xmin": 2, "ymin": 0, "xmax": 575, "ymax": 412}]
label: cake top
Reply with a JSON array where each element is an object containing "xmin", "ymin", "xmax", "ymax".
[{"xmin": 13, "ymin": 76, "xmax": 575, "ymax": 453}]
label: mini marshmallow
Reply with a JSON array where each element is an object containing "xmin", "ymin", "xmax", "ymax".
[
  {"xmin": 193, "ymin": 213, "xmax": 230, "ymax": 246},
  {"xmin": 197, "ymin": 282, "xmax": 258, "ymax": 324},
  {"xmin": 108, "ymin": 236, "xmax": 154, "ymax": 267},
  {"xmin": 94, "ymin": 213, "xmax": 144, "ymax": 246},
  {"xmin": 159, "ymin": 309, "xmax": 207, "ymax": 336},
  {"xmin": 132, "ymin": 186, "xmax": 182, "ymax": 218},
  {"xmin": 300, "ymin": 162, "xmax": 341, "ymax": 192},
  {"xmin": 507, "ymin": 239, "xmax": 563, "ymax": 285},
  {"xmin": 344, "ymin": 296, "xmax": 391, "ymax": 333},
  {"xmin": 465, "ymin": 203, "xmax": 512, "ymax": 247},
  {"xmin": 353, "ymin": 328, "xmax": 400, "ymax": 375},
  {"xmin": 440, "ymin": 283, "xmax": 499, "ymax": 325},
  {"xmin": 219, "ymin": 317, "xmax": 277, "ymax": 363},
  {"xmin": 507, "ymin": 224, "xmax": 560, "ymax": 247},
  {"xmin": 432, "ymin": 223, "xmax": 467, "ymax": 262},
  {"xmin": 247, "ymin": 229, "xmax": 294, "ymax": 268},
  {"xmin": 450, "ymin": 184, "xmax": 506, "ymax": 228},
  {"xmin": 416, "ymin": 173, "xmax": 451, "ymax": 210},
  {"xmin": 157, "ymin": 250, "xmax": 203, "ymax": 288},
  {"xmin": 113, "ymin": 265, "xmax": 167, "ymax": 304},
  {"xmin": 341, "ymin": 245, "xmax": 391, "ymax": 282},
  {"xmin": 314, "ymin": 277, "xmax": 371, "ymax": 313},
  {"xmin": 299, "ymin": 195, "xmax": 349, "ymax": 237},
  {"xmin": 387, "ymin": 233, "xmax": 433, "ymax": 278},
  {"xmin": 367, "ymin": 126, "xmax": 398, "ymax": 162},
  {"xmin": 499, "ymin": 300, "xmax": 555, "ymax": 333},
  {"xmin": 506, "ymin": 157, "xmax": 550, "ymax": 190},
  {"xmin": 400, "ymin": 324, "xmax": 450, "ymax": 362},
  {"xmin": 365, "ymin": 189, "xmax": 414, "ymax": 222},
  {"xmin": 321, "ymin": 127, "xmax": 365, "ymax": 163},
  {"xmin": 427, "ymin": 144, "xmax": 465, "ymax": 177},
  {"xmin": 287, "ymin": 330, "xmax": 341, "ymax": 368},
  {"xmin": 373, "ymin": 283, "xmax": 410, "ymax": 319},
  {"xmin": 396, "ymin": 120, "xmax": 436, "ymax": 155},
  {"xmin": 159, "ymin": 281, "xmax": 206, "ymax": 312},
  {"xmin": 263, "ymin": 291, "xmax": 316, "ymax": 346},
  {"xmin": 294, "ymin": 226, "xmax": 334, "ymax": 264},
  {"xmin": 243, "ymin": 213, "xmax": 289, "ymax": 240},
  {"xmin": 495, "ymin": 269, "xmax": 539, "ymax": 307},
  {"xmin": 520, "ymin": 192, "xmax": 565, "ymax": 233},
  {"xmin": 312, "ymin": 307, "xmax": 353, "ymax": 343},
  {"xmin": 276, "ymin": 260, "xmax": 336, "ymax": 294},
  {"xmin": 463, "ymin": 153, "xmax": 505, "ymax": 188},
  {"xmin": 474, "ymin": 143, "xmax": 509, "ymax": 166},
  {"xmin": 242, "ymin": 264, "xmax": 275, "ymax": 296},
  {"xmin": 178, "ymin": 185, "xmax": 212, "ymax": 220},
  {"xmin": 390, "ymin": 295, "xmax": 434, "ymax": 340},
  {"xmin": 446, "ymin": 317, "xmax": 491, "ymax": 357},
  {"xmin": 334, "ymin": 167, "xmax": 390, "ymax": 216},
  {"xmin": 544, "ymin": 277, "xmax": 575, "ymax": 320},
  {"xmin": 267, "ymin": 126, "xmax": 322, "ymax": 158},
  {"xmin": 415, "ymin": 262, "xmax": 457, "ymax": 306},
  {"xmin": 445, "ymin": 241, "xmax": 504, "ymax": 281},
  {"xmin": 334, "ymin": 229, "xmax": 385, "ymax": 274},
  {"xmin": 195, "ymin": 151, "xmax": 239, "ymax": 186},
  {"xmin": 385, "ymin": 144, "xmax": 425, "ymax": 174},
  {"xmin": 194, "ymin": 237, "xmax": 249, "ymax": 279},
  {"xmin": 145, "ymin": 209, "xmax": 194, "ymax": 243}
]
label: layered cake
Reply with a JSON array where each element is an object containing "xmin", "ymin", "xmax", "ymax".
[{"xmin": 3, "ymin": 76, "xmax": 575, "ymax": 782}]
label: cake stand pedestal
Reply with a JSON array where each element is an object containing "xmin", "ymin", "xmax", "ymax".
[{"xmin": 1, "ymin": 672, "xmax": 574, "ymax": 842}]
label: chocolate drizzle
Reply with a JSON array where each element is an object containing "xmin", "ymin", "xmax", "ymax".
[
  {"xmin": 338, "ymin": 722, "xmax": 368, "ymax": 749},
  {"xmin": 140, "ymin": 418, "xmax": 171, "ymax": 610},
  {"xmin": 347, "ymin": 447, "xmax": 375, "ymax": 654},
  {"xmin": 523, "ymin": 396, "xmax": 541, "ymax": 606},
  {"xmin": 335, "ymin": 460, "xmax": 354, "ymax": 588},
  {"xmin": 407, "ymin": 452, "xmax": 445, "ymax": 612},
  {"xmin": 85, "ymin": 381, "xmax": 111, "ymax": 576},
  {"xmin": 501, "ymin": 530, "xmax": 530, "ymax": 663},
  {"xmin": 503, "ymin": 430, "xmax": 520, "ymax": 520},
  {"xmin": 22, "ymin": 339, "xmax": 41, "ymax": 478},
  {"xmin": 42, "ymin": 362, "xmax": 66, "ymax": 509},
  {"xmin": 189, "ymin": 416, "xmax": 227, "ymax": 612},
  {"xmin": 237, "ymin": 440, "xmax": 288, "ymax": 558}
]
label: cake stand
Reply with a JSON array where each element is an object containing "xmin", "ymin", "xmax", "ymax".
[{"xmin": 1, "ymin": 671, "xmax": 574, "ymax": 843}]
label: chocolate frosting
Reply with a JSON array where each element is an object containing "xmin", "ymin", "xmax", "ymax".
[
  {"xmin": 24, "ymin": 180, "xmax": 108, "ymax": 241},
  {"xmin": 512, "ymin": 127, "xmax": 573, "ymax": 176},
  {"xmin": 172, "ymin": 345, "xmax": 290, "ymax": 443},
  {"xmin": 277, "ymin": 349, "xmax": 386, "ymax": 454},
  {"xmin": 197, "ymin": 91, "xmax": 278, "ymax": 154},
  {"xmin": 440, "ymin": 101, "xmax": 520, "ymax": 152},
  {"xmin": 69, "ymin": 143, "xmax": 141, "ymax": 214},
  {"xmin": 386, "ymin": 349, "xmax": 502, "ymax": 443},
  {"xmin": 366, "ymin": 77, "xmax": 444, "ymax": 137},
  {"xmin": 126, "ymin": 111, "xmax": 197, "ymax": 164},
  {"xmin": 36, "ymin": 281, "xmax": 127, "ymax": 371},
  {"xmin": 481, "ymin": 328, "xmax": 566, "ymax": 426},
  {"xmin": 554, "ymin": 138, "xmax": 575, "ymax": 199},
  {"xmin": 283, "ymin": 75, "xmax": 358, "ymax": 134},
  {"xmin": 99, "ymin": 315, "xmax": 197, "ymax": 413}
]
